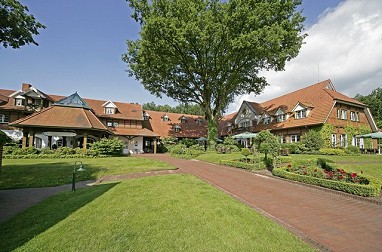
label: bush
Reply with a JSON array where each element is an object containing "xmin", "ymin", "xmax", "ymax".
[
  {"xmin": 273, "ymin": 166, "xmax": 381, "ymax": 197},
  {"xmin": 300, "ymin": 130, "xmax": 324, "ymax": 152},
  {"xmin": 219, "ymin": 160, "xmax": 266, "ymax": 171},
  {"xmin": 13, "ymin": 146, "xmax": 40, "ymax": 155},
  {"xmin": 319, "ymin": 148, "xmax": 346, "ymax": 155},
  {"xmin": 90, "ymin": 138, "xmax": 125, "ymax": 155},
  {"xmin": 345, "ymin": 146, "xmax": 361, "ymax": 155},
  {"xmin": 170, "ymin": 144, "xmax": 203, "ymax": 159},
  {"xmin": 55, "ymin": 147, "xmax": 76, "ymax": 155}
]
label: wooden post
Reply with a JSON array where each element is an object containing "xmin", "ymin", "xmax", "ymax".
[
  {"xmin": 48, "ymin": 136, "xmax": 52, "ymax": 149},
  {"xmin": 153, "ymin": 139, "xmax": 157, "ymax": 154},
  {"xmin": 0, "ymin": 144, "xmax": 3, "ymax": 173},
  {"xmin": 22, "ymin": 131, "xmax": 28, "ymax": 148},
  {"xmin": 83, "ymin": 134, "xmax": 88, "ymax": 150},
  {"xmin": 28, "ymin": 131, "xmax": 35, "ymax": 147}
]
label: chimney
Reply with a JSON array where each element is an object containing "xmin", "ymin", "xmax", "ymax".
[{"xmin": 22, "ymin": 83, "xmax": 32, "ymax": 91}]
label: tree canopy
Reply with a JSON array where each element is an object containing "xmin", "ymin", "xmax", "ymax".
[
  {"xmin": 142, "ymin": 102, "xmax": 204, "ymax": 116},
  {"xmin": 354, "ymin": 87, "xmax": 382, "ymax": 129},
  {"xmin": 123, "ymin": 0, "xmax": 306, "ymax": 141},
  {"xmin": 0, "ymin": 0, "xmax": 46, "ymax": 48}
]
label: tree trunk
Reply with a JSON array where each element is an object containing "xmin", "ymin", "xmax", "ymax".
[{"xmin": 0, "ymin": 144, "xmax": 3, "ymax": 173}]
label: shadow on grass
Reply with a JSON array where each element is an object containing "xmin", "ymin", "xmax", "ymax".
[
  {"xmin": 0, "ymin": 183, "xmax": 118, "ymax": 251},
  {"xmin": 0, "ymin": 162, "xmax": 106, "ymax": 189}
]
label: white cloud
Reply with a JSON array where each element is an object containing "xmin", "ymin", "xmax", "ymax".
[{"xmin": 228, "ymin": 0, "xmax": 382, "ymax": 113}]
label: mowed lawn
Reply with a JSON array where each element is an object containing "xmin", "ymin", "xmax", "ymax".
[
  {"xmin": 0, "ymin": 157, "xmax": 175, "ymax": 189},
  {"xmin": 1, "ymin": 174, "xmax": 314, "ymax": 251}
]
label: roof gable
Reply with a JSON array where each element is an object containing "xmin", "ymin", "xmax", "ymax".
[{"xmin": 102, "ymin": 100, "xmax": 117, "ymax": 108}]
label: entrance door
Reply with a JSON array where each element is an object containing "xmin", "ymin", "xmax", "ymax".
[{"xmin": 143, "ymin": 137, "xmax": 153, "ymax": 153}]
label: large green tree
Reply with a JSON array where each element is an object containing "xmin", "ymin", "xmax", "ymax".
[
  {"xmin": 354, "ymin": 87, "xmax": 382, "ymax": 129},
  {"xmin": 123, "ymin": 0, "xmax": 305, "ymax": 142},
  {"xmin": 143, "ymin": 101, "xmax": 204, "ymax": 116},
  {"xmin": 0, "ymin": 131, "xmax": 11, "ymax": 173},
  {"xmin": 0, "ymin": 0, "xmax": 46, "ymax": 48}
]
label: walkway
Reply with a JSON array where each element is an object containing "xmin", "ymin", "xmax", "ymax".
[
  {"xmin": 145, "ymin": 154, "xmax": 382, "ymax": 252},
  {"xmin": 0, "ymin": 181, "xmax": 92, "ymax": 223}
]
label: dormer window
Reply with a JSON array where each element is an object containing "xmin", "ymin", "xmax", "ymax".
[
  {"xmin": 15, "ymin": 97, "xmax": 25, "ymax": 106},
  {"xmin": 295, "ymin": 109, "xmax": 307, "ymax": 119},
  {"xmin": 174, "ymin": 125, "xmax": 181, "ymax": 132},
  {"xmin": 105, "ymin": 107, "xmax": 115, "ymax": 114},
  {"xmin": 180, "ymin": 116, "xmax": 186, "ymax": 123},
  {"xmin": 143, "ymin": 112, "xmax": 150, "ymax": 120},
  {"xmin": 102, "ymin": 100, "xmax": 117, "ymax": 115},
  {"xmin": 263, "ymin": 117, "xmax": 271, "ymax": 125},
  {"xmin": 277, "ymin": 114, "xmax": 286, "ymax": 122},
  {"xmin": 292, "ymin": 102, "xmax": 312, "ymax": 120},
  {"xmin": 227, "ymin": 123, "xmax": 232, "ymax": 131},
  {"xmin": 196, "ymin": 118, "xmax": 203, "ymax": 125},
  {"xmin": 162, "ymin": 114, "xmax": 169, "ymax": 122}
]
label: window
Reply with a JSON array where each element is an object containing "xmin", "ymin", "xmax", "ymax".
[
  {"xmin": 331, "ymin": 134, "xmax": 336, "ymax": 147},
  {"xmin": 180, "ymin": 117, "xmax": 186, "ymax": 123},
  {"xmin": 227, "ymin": 123, "xmax": 232, "ymax": 131},
  {"xmin": 107, "ymin": 121, "xmax": 113, "ymax": 127},
  {"xmin": 15, "ymin": 98, "xmax": 24, "ymax": 106},
  {"xmin": 174, "ymin": 125, "xmax": 181, "ymax": 132},
  {"xmin": 113, "ymin": 122, "xmax": 119, "ymax": 127},
  {"xmin": 239, "ymin": 120, "xmax": 251, "ymax": 128},
  {"xmin": 280, "ymin": 135, "xmax": 286, "ymax": 143},
  {"xmin": 295, "ymin": 109, "xmax": 306, "ymax": 119},
  {"xmin": 105, "ymin": 108, "xmax": 115, "ymax": 114},
  {"xmin": 35, "ymin": 137, "xmax": 43, "ymax": 149},
  {"xmin": 290, "ymin": 135, "xmax": 300, "ymax": 143},
  {"xmin": 340, "ymin": 110, "xmax": 347, "ymax": 120},
  {"xmin": 162, "ymin": 115, "xmax": 169, "ymax": 122},
  {"xmin": 263, "ymin": 117, "xmax": 271, "ymax": 125},
  {"xmin": 340, "ymin": 134, "xmax": 347, "ymax": 147},
  {"xmin": 0, "ymin": 114, "xmax": 9, "ymax": 123},
  {"xmin": 196, "ymin": 118, "xmax": 203, "ymax": 125},
  {"xmin": 350, "ymin": 111, "xmax": 360, "ymax": 122},
  {"xmin": 143, "ymin": 112, "xmax": 150, "ymax": 120},
  {"xmin": 277, "ymin": 114, "xmax": 286, "ymax": 122},
  {"xmin": 337, "ymin": 109, "xmax": 340, "ymax": 119}
]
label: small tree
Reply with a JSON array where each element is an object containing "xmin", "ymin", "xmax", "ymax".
[
  {"xmin": 301, "ymin": 130, "xmax": 324, "ymax": 152},
  {"xmin": 255, "ymin": 130, "xmax": 280, "ymax": 168},
  {"xmin": 241, "ymin": 148, "xmax": 251, "ymax": 163},
  {"xmin": 0, "ymin": 131, "xmax": 12, "ymax": 173}
]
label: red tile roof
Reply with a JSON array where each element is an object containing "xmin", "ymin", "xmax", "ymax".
[
  {"xmin": 142, "ymin": 110, "xmax": 207, "ymax": 138},
  {"xmin": 108, "ymin": 127, "xmax": 159, "ymax": 137},
  {"xmin": 10, "ymin": 106, "xmax": 107, "ymax": 131}
]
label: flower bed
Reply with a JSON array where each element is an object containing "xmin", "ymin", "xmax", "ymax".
[{"xmin": 272, "ymin": 163, "xmax": 382, "ymax": 197}]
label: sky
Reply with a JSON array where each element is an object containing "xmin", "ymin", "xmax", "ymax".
[{"xmin": 1, "ymin": 0, "xmax": 381, "ymax": 114}]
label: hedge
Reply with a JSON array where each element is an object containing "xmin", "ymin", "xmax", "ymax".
[
  {"xmin": 219, "ymin": 160, "xmax": 266, "ymax": 171},
  {"xmin": 272, "ymin": 167, "xmax": 382, "ymax": 197},
  {"xmin": 3, "ymin": 154, "xmax": 110, "ymax": 159}
]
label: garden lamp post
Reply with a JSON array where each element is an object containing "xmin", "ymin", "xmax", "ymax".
[{"xmin": 72, "ymin": 161, "xmax": 85, "ymax": 192}]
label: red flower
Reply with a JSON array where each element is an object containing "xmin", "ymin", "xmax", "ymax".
[
  {"xmin": 354, "ymin": 179, "xmax": 359, "ymax": 183},
  {"xmin": 338, "ymin": 175, "xmax": 343, "ymax": 180},
  {"xmin": 314, "ymin": 168, "xmax": 317, "ymax": 172},
  {"xmin": 303, "ymin": 171, "xmax": 307, "ymax": 175},
  {"xmin": 350, "ymin": 173, "xmax": 357, "ymax": 178},
  {"xmin": 287, "ymin": 164, "xmax": 291, "ymax": 168}
]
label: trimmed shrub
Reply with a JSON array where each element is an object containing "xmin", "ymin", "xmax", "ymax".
[
  {"xmin": 319, "ymin": 148, "xmax": 346, "ymax": 156},
  {"xmin": 273, "ymin": 166, "xmax": 381, "ymax": 197},
  {"xmin": 90, "ymin": 138, "xmax": 125, "ymax": 155},
  {"xmin": 345, "ymin": 145, "xmax": 361, "ymax": 155},
  {"xmin": 219, "ymin": 160, "xmax": 265, "ymax": 171}
]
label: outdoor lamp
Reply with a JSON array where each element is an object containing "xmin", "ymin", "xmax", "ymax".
[{"xmin": 72, "ymin": 161, "xmax": 85, "ymax": 192}]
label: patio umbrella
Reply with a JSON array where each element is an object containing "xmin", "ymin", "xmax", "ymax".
[
  {"xmin": 232, "ymin": 132, "xmax": 257, "ymax": 139},
  {"xmin": 357, "ymin": 132, "xmax": 382, "ymax": 155},
  {"xmin": 232, "ymin": 132, "xmax": 257, "ymax": 148},
  {"xmin": 196, "ymin": 137, "xmax": 207, "ymax": 142}
]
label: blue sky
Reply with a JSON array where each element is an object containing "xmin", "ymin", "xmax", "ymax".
[{"xmin": 2, "ymin": 0, "xmax": 381, "ymax": 114}]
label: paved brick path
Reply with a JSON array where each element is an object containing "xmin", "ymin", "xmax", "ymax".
[{"xmin": 145, "ymin": 154, "xmax": 382, "ymax": 252}]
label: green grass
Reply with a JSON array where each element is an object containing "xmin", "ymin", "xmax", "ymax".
[
  {"xmin": 0, "ymin": 157, "xmax": 175, "ymax": 189},
  {"xmin": 2, "ymin": 175, "xmax": 313, "ymax": 251},
  {"xmin": 0, "ymin": 183, "xmax": 118, "ymax": 251},
  {"xmin": 195, "ymin": 151, "xmax": 247, "ymax": 164}
]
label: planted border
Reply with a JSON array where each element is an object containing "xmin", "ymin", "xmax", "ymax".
[
  {"xmin": 219, "ymin": 160, "xmax": 265, "ymax": 171},
  {"xmin": 272, "ymin": 166, "xmax": 381, "ymax": 197}
]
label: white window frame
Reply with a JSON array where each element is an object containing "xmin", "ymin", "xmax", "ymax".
[
  {"xmin": 263, "ymin": 117, "xmax": 271, "ymax": 125},
  {"xmin": 105, "ymin": 107, "xmax": 115, "ymax": 114},
  {"xmin": 340, "ymin": 110, "xmax": 347, "ymax": 120},
  {"xmin": 174, "ymin": 125, "xmax": 181, "ymax": 132},
  {"xmin": 331, "ymin": 134, "xmax": 337, "ymax": 147},
  {"xmin": 113, "ymin": 122, "xmax": 119, "ymax": 127},
  {"xmin": 340, "ymin": 134, "xmax": 347, "ymax": 147},
  {"xmin": 15, "ymin": 98, "xmax": 24, "ymax": 106},
  {"xmin": 350, "ymin": 111, "xmax": 356, "ymax": 121},
  {"xmin": 290, "ymin": 135, "xmax": 300, "ymax": 143},
  {"xmin": 295, "ymin": 109, "xmax": 306, "ymax": 119},
  {"xmin": 163, "ymin": 115, "xmax": 169, "ymax": 122},
  {"xmin": 180, "ymin": 117, "xmax": 186, "ymax": 123},
  {"xmin": 196, "ymin": 118, "xmax": 203, "ymax": 125},
  {"xmin": 277, "ymin": 114, "xmax": 286, "ymax": 122},
  {"xmin": 107, "ymin": 121, "xmax": 113, "ymax": 127},
  {"xmin": 0, "ymin": 114, "xmax": 9, "ymax": 123}
]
